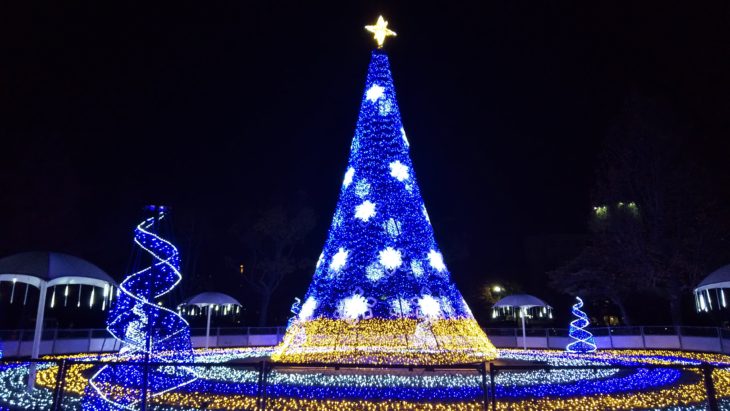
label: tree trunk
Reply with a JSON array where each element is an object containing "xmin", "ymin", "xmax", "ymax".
[
  {"xmin": 258, "ymin": 292, "xmax": 271, "ymax": 326},
  {"xmin": 613, "ymin": 298, "xmax": 632, "ymax": 325},
  {"xmin": 669, "ymin": 293, "xmax": 683, "ymax": 326}
]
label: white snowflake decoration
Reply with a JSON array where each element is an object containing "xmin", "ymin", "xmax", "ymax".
[
  {"xmin": 330, "ymin": 248, "xmax": 349, "ymax": 272},
  {"xmin": 299, "ymin": 297, "xmax": 317, "ymax": 321},
  {"xmin": 354, "ymin": 200, "xmax": 376, "ymax": 222},
  {"xmin": 418, "ymin": 294, "xmax": 442, "ymax": 318},
  {"xmin": 343, "ymin": 167, "xmax": 355, "ymax": 187},
  {"xmin": 441, "ymin": 297, "xmax": 456, "ymax": 317},
  {"xmin": 422, "ymin": 204, "xmax": 431, "ymax": 223},
  {"xmin": 389, "ymin": 160, "xmax": 410, "ymax": 182},
  {"xmin": 366, "ymin": 262, "xmax": 385, "ymax": 282},
  {"xmin": 355, "ymin": 179, "xmax": 371, "ymax": 198},
  {"xmin": 338, "ymin": 293, "xmax": 371, "ymax": 320},
  {"xmin": 333, "ymin": 210, "xmax": 343, "ymax": 227},
  {"xmin": 384, "ymin": 218, "xmax": 401, "ymax": 238},
  {"xmin": 379, "ymin": 99, "xmax": 392, "ymax": 115},
  {"xmin": 391, "ymin": 298, "xmax": 412, "ymax": 316},
  {"xmin": 401, "ymin": 127, "xmax": 410, "ymax": 147},
  {"xmin": 366, "ymin": 84, "xmax": 385, "ymax": 102},
  {"xmin": 428, "ymin": 249, "xmax": 446, "ymax": 272},
  {"xmin": 411, "ymin": 260, "xmax": 424, "ymax": 278},
  {"xmin": 379, "ymin": 247, "xmax": 402, "ymax": 270}
]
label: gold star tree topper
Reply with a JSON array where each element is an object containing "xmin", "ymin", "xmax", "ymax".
[{"xmin": 365, "ymin": 15, "xmax": 396, "ymax": 48}]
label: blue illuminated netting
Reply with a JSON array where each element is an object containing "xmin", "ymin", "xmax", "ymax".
[
  {"xmin": 152, "ymin": 364, "xmax": 679, "ymax": 401},
  {"xmin": 566, "ymin": 297, "xmax": 597, "ymax": 353},
  {"xmin": 83, "ymin": 208, "xmax": 196, "ymax": 410},
  {"xmin": 296, "ymin": 50, "xmax": 479, "ymax": 322}
]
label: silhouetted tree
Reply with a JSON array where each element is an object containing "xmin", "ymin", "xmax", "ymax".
[
  {"xmin": 233, "ymin": 205, "xmax": 315, "ymax": 326},
  {"xmin": 549, "ymin": 221, "xmax": 642, "ymax": 325},
  {"xmin": 480, "ymin": 278, "xmax": 523, "ymax": 305},
  {"xmin": 551, "ymin": 93, "xmax": 725, "ymax": 325}
]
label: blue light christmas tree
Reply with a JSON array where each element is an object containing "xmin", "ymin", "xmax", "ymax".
[
  {"xmin": 566, "ymin": 297, "xmax": 597, "ymax": 353},
  {"xmin": 272, "ymin": 17, "xmax": 497, "ymax": 365},
  {"xmin": 84, "ymin": 207, "xmax": 196, "ymax": 410}
]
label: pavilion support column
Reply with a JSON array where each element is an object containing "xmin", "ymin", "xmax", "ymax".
[
  {"xmin": 521, "ymin": 307, "xmax": 527, "ymax": 350},
  {"xmin": 28, "ymin": 282, "xmax": 48, "ymax": 390},
  {"xmin": 205, "ymin": 306, "xmax": 213, "ymax": 350}
]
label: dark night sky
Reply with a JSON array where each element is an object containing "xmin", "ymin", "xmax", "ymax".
[{"xmin": 2, "ymin": 2, "xmax": 730, "ymax": 325}]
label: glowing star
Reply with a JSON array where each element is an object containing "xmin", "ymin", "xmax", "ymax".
[
  {"xmin": 354, "ymin": 200, "xmax": 377, "ymax": 222},
  {"xmin": 389, "ymin": 160, "xmax": 410, "ymax": 181},
  {"xmin": 365, "ymin": 15, "xmax": 397, "ymax": 48},
  {"xmin": 365, "ymin": 262, "xmax": 385, "ymax": 282},
  {"xmin": 391, "ymin": 298, "xmax": 412, "ymax": 316},
  {"xmin": 355, "ymin": 179, "xmax": 371, "ymax": 198},
  {"xmin": 366, "ymin": 84, "xmax": 385, "ymax": 102},
  {"xmin": 379, "ymin": 247, "xmax": 402, "ymax": 270},
  {"xmin": 411, "ymin": 260, "xmax": 424, "ymax": 277},
  {"xmin": 330, "ymin": 248, "xmax": 349, "ymax": 272},
  {"xmin": 428, "ymin": 249, "xmax": 446, "ymax": 272},
  {"xmin": 339, "ymin": 294, "xmax": 369, "ymax": 320},
  {"xmin": 343, "ymin": 167, "xmax": 355, "ymax": 187},
  {"xmin": 401, "ymin": 127, "xmax": 410, "ymax": 147},
  {"xmin": 418, "ymin": 294, "xmax": 441, "ymax": 318},
  {"xmin": 299, "ymin": 297, "xmax": 317, "ymax": 320}
]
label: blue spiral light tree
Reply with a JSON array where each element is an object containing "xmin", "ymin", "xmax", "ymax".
[
  {"xmin": 83, "ymin": 206, "xmax": 196, "ymax": 410},
  {"xmin": 566, "ymin": 297, "xmax": 597, "ymax": 353}
]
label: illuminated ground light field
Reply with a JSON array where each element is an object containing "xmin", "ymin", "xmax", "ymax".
[{"xmin": 2, "ymin": 348, "xmax": 730, "ymax": 410}]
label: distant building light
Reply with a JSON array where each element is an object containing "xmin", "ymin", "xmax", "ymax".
[{"xmin": 593, "ymin": 205, "xmax": 608, "ymax": 218}]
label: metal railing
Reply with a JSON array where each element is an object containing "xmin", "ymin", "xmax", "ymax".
[
  {"xmin": 484, "ymin": 325, "xmax": 730, "ymax": 353},
  {"xmin": 0, "ymin": 358, "xmax": 725, "ymax": 411},
  {"xmin": 3, "ymin": 325, "xmax": 730, "ymax": 358},
  {"xmin": 0, "ymin": 327, "xmax": 287, "ymax": 358},
  {"xmin": 484, "ymin": 325, "xmax": 730, "ymax": 338}
]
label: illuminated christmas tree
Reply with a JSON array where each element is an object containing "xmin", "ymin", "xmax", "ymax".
[
  {"xmin": 272, "ymin": 17, "xmax": 497, "ymax": 365},
  {"xmin": 84, "ymin": 207, "xmax": 196, "ymax": 410},
  {"xmin": 566, "ymin": 297, "xmax": 597, "ymax": 353}
]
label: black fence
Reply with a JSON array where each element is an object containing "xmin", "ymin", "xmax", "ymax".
[{"xmin": 1, "ymin": 358, "xmax": 728, "ymax": 411}]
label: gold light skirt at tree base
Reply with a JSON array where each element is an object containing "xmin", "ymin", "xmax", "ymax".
[{"xmin": 271, "ymin": 317, "xmax": 498, "ymax": 365}]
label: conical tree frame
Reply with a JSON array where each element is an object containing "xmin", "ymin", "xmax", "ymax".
[{"xmin": 272, "ymin": 50, "xmax": 497, "ymax": 365}]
